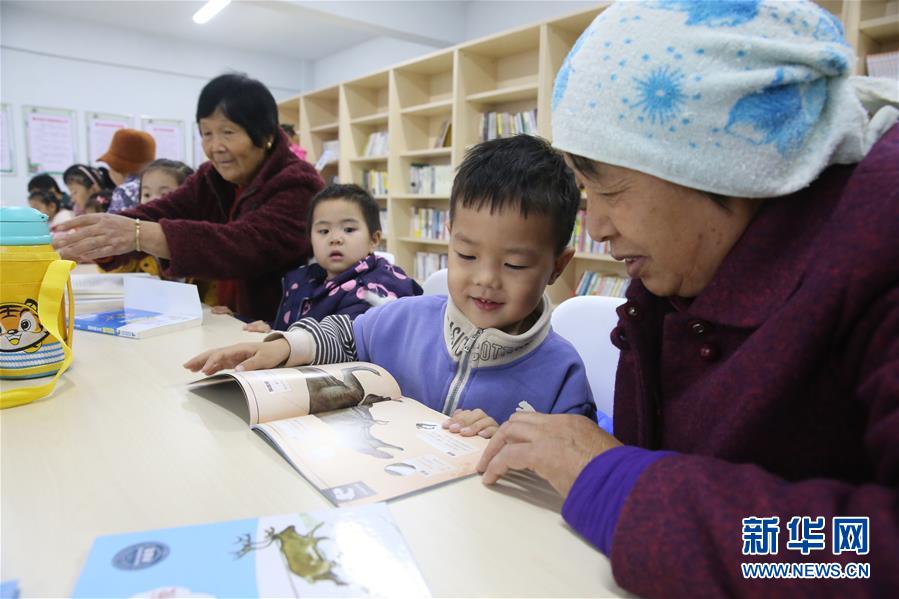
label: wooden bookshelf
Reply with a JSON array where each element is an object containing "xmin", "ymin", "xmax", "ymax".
[{"xmin": 287, "ymin": 1, "xmax": 876, "ymax": 302}]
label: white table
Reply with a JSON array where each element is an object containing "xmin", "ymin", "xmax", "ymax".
[{"xmin": 1, "ymin": 309, "xmax": 629, "ymax": 597}]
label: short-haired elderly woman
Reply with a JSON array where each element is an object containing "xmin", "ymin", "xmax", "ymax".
[
  {"xmin": 53, "ymin": 73, "xmax": 323, "ymax": 321},
  {"xmin": 478, "ymin": 2, "xmax": 898, "ymax": 596}
]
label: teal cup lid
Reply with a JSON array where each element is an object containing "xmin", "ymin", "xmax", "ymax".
[{"xmin": 0, "ymin": 206, "xmax": 52, "ymax": 246}]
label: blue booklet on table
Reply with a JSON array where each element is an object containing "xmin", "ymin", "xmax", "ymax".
[
  {"xmin": 74, "ymin": 277, "xmax": 201, "ymax": 339},
  {"xmin": 72, "ymin": 503, "xmax": 429, "ymax": 598}
]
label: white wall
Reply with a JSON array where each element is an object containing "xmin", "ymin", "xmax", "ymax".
[
  {"xmin": 463, "ymin": 1, "xmax": 601, "ymax": 41},
  {"xmin": 0, "ymin": 4, "xmax": 310, "ymax": 205},
  {"xmin": 312, "ymin": 37, "xmax": 445, "ymax": 90},
  {"xmin": 309, "ymin": 1, "xmax": 603, "ymax": 90}
]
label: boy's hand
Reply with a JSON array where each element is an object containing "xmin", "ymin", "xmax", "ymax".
[
  {"xmin": 210, "ymin": 305, "xmax": 234, "ymax": 315},
  {"xmin": 182, "ymin": 339, "xmax": 290, "ymax": 375},
  {"xmin": 243, "ymin": 320, "xmax": 272, "ymax": 333},
  {"xmin": 442, "ymin": 409, "xmax": 499, "ymax": 438}
]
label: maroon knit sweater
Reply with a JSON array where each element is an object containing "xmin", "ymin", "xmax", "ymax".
[
  {"xmin": 100, "ymin": 130, "xmax": 323, "ymax": 321},
  {"xmin": 602, "ymin": 125, "xmax": 899, "ymax": 596}
]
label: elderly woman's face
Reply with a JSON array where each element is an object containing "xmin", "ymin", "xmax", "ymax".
[
  {"xmin": 572, "ymin": 160, "xmax": 760, "ymax": 298},
  {"xmin": 199, "ymin": 108, "xmax": 269, "ymax": 187}
]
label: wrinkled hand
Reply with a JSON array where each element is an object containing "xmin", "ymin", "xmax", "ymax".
[
  {"xmin": 182, "ymin": 339, "xmax": 289, "ymax": 375},
  {"xmin": 477, "ymin": 413, "xmax": 622, "ymax": 498},
  {"xmin": 442, "ymin": 408, "xmax": 499, "ymax": 438},
  {"xmin": 243, "ymin": 320, "xmax": 273, "ymax": 333},
  {"xmin": 52, "ymin": 213, "xmax": 137, "ymax": 262}
]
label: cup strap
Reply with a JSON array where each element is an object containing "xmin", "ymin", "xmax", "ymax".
[{"xmin": 0, "ymin": 259, "xmax": 76, "ymax": 409}]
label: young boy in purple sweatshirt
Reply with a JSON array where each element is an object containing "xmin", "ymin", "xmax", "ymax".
[{"xmin": 185, "ymin": 135, "xmax": 597, "ymax": 436}]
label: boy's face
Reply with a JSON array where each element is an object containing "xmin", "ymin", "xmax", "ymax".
[
  {"xmin": 447, "ymin": 204, "xmax": 573, "ymax": 334},
  {"xmin": 311, "ymin": 198, "xmax": 380, "ymax": 279}
]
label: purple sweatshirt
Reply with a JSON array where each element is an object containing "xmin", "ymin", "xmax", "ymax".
[{"xmin": 561, "ymin": 125, "xmax": 899, "ymax": 596}]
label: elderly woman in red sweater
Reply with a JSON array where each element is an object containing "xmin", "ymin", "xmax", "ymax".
[
  {"xmin": 53, "ymin": 73, "xmax": 322, "ymax": 321},
  {"xmin": 479, "ymin": 2, "xmax": 899, "ymax": 597}
]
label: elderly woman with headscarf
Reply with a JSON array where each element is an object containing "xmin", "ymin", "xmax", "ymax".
[
  {"xmin": 53, "ymin": 73, "xmax": 322, "ymax": 321},
  {"xmin": 478, "ymin": 1, "xmax": 899, "ymax": 596}
]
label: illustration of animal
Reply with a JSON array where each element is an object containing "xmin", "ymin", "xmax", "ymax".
[
  {"xmin": 0, "ymin": 299, "xmax": 49, "ymax": 354},
  {"xmin": 235, "ymin": 522, "xmax": 347, "ymax": 587}
]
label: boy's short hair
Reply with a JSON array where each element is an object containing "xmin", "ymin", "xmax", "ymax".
[
  {"xmin": 450, "ymin": 135, "xmax": 580, "ymax": 255},
  {"xmin": 306, "ymin": 184, "xmax": 381, "ymax": 239}
]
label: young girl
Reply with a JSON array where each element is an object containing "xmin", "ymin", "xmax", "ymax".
[
  {"xmin": 28, "ymin": 190, "xmax": 74, "ymax": 228},
  {"xmin": 242, "ymin": 184, "xmax": 422, "ymax": 332},
  {"xmin": 62, "ymin": 164, "xmax": 114, "ymax": 215},
  {"xmin": 104, "ymin": 161, "xmax": 194, "ymax": 277},
  {"xmin": 139, "ymin": 159, "xmax": 194, "ymax": 204}
]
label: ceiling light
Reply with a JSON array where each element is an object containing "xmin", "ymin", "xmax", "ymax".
[{"xmin": 193, "ymin": 0, "xmax": 231, "ymax": 24}]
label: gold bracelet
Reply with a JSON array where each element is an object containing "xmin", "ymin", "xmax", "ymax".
[{"xmin": 135, "ymin": 218, "xmax": 141, "ymax": 253}]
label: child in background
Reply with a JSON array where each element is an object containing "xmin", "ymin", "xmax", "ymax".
[
  {"xmin": 28, "ymin": 190, "xmax": 74, "ymax": 228},
  {"xmin": 97, "ymin": 128, "xmax": 156, "ymax": 213},
  {"xmin": 63, "ymin": 164, "xmax": 114, "ymax": 215},
  {"xmin": 84, "ymin": 190, "xmax": 113, "ymax": 214},
  {"xmin": 186, "ymin": 135, "xmax": 598, "ymax": 438},
  {"xmin": 242, "ymin": 183, "xmax": 422, "ymax": 333},
  {"xmin": 103, "ymin": 160, "xmax": 195, "ymax": 278},
  {"xmin": 28, "ymin": 173, "xmax": 72, "ymax": 211},
  {"xmin": 280, "ymin": 123, "xmax": 307, "ymax": 162},
  {"xmin": 139, "ymin": 159, "xmax": 195, "ymax": 204}
]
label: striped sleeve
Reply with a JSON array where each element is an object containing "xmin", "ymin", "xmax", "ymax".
[{"xmin": 289, "ymin": 315, "xmax": 357, "ymax": 364}]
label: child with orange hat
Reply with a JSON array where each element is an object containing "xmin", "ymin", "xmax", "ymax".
[{"xmin": 98, "ymin": 128, "xmax": 156, "ymax": 213}]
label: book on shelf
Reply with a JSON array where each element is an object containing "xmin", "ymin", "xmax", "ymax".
[
  {"xmin": 72, "ymin": 503, "xmax": 430, "ymax": 598},
  {"xmin": 415, "ymin": 251, "xmax": 448, "ymax": 282},
  {"xmin": 409, "ymin": 207, "xmax": 449, "ymax": 241},
  {"xmin": 433, "ymin": 119, "xmax": 452, "ymax": 148},
  {"xmin": 314, "ymin": 149, "xmax": 337, "ymax": 172},
  {"xmin": 379, "ymin": 209, "xmax": 388, "ymax": 236},
  {"xmin": 364, "ymin": 131, "xmax": 389, "ymax": 156},
  {"xmin": 409, "ymin": 164, "xmax": 452, "ymax": 195},
  {"xmin": 866, "ymin": 50, "xmax": 899, "ymax": 80},
  {"xmin": 576, "ymin": 271, "xmax": 629, "ymax": 298},
  {"xmin": 190, "ymin": 362, "xmax": 487, "ymax": 506},
  {"xmin": 479, "ymin": 109, "xmax": 537, "ymax": 142},
  {"xmin": 74, "ymin": 278, "xmax": 202, "ymax": 339},
  {"xmin": 362, "ymin": 169, "xmax": 388, "ymax": 195}
]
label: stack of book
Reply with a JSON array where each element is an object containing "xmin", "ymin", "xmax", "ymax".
[
  {"xmin": 409, "ymin": 207, "xmax": 449, "ymax": 241},
  {"xmin": 576, "ymin": 271, "xmax": 629, "ymax": 297},
  {"xmin": 362, "ymin": 169, "xmax": 388, "ymax": 195},
  {"xmin": 364, "ymin": 131, "xmax": 388, "ymax": 156},
  {"xmin": 409, "ymin": 164, "xmax": 453, "ymax": 195},
  {"xmin": 379, "ymin": 208, "xmax": 389, "ymax": 237},
  {"xmin": 478, "ymin": 108, "xmax": 537, "ymax": 142},
  {"xmin": 569, "ymin": 209, "xmax": 611, "ymax": 254},
  {"xmin": 415, "ymin": 251, "xmax": 448, "ymax": 281}
]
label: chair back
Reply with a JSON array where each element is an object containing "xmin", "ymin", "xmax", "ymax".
[
  {"xmin": 422, "ymin": 268, "xmax": 449, "ymax": 296},
  {"xmin": 551, "ymin": 295, "xmax": 626, "ymax": 420}
]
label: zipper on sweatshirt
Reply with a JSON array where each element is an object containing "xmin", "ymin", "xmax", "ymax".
[{"xmin": 442, "ymin": 329, "xmax": 483, "ymax": 415}]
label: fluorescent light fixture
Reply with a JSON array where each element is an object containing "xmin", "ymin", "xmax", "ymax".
[{"xmin": 193, "ymin": 0, "xmax": 231, "ymax": 24}]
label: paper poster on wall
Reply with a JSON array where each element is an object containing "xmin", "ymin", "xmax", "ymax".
[
  {"xmin": 87, "ymin": 112, "xmax": 132, "ymax": 166},
  {"xmin": 23, "ymin": 106, "xmax": 77, "ymax": 175},
  {"xmin": 192, "ymin": 124, "xmax": 207, "ymax": 168},
  {"xmin": 140, "ymin": 117, "xmax": 185, "ymax": 162},
  {"xmin": 1, "ymin": 103, "xmax": 15, "ymax": 175}
]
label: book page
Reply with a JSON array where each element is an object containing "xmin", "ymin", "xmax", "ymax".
[
  {"xmin": 196, "ymin": 362, "xmax": 402, "ymax": 425},
  {"xmin": 253, "ymin": 396, "xmax": 488, "ymax": 506}
]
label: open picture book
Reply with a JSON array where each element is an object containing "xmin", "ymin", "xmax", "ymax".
[{"xmin": 190, "ymin": 362, "xmax": 488, "ymax": 506}]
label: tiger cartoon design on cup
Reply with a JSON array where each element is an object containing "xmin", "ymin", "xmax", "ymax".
[{"xmin": 0, "ymin": 299, "xmax": 49, "ymax": 353}]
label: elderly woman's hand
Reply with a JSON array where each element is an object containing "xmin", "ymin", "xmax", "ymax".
[
  {"xmin": 477, "ymin": 412, "xmax": 622, "ymax": 497},
  {"xmin": 52, "ymin": 213, "xmax": 168, "ymax": 262}
]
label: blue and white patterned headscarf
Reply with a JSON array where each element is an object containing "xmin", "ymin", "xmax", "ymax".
[{"xmin": 552, "ymin": 0, "xmax": 899, "ymax": 198}]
